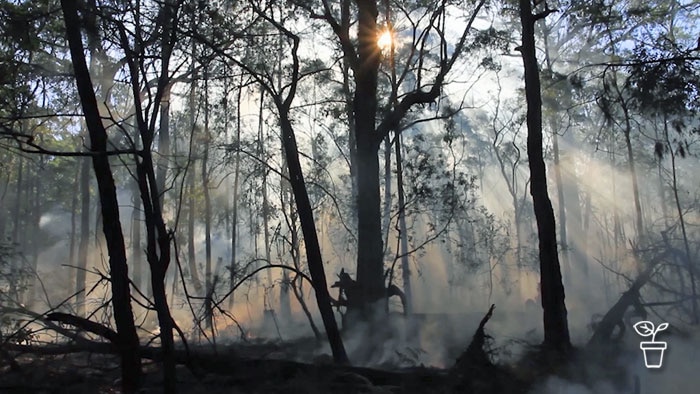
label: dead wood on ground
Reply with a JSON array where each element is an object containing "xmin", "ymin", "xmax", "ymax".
[{"xmin": 587, "ymin": 252, "xmax": 664, "ymax": 348}]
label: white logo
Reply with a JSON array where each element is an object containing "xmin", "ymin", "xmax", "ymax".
[{"xmin": 633, "ymin": 321, "xmax": 669, "ymax": 368}]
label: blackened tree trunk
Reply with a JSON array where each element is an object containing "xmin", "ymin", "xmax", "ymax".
[
  {"xmin": 518, "ymin": 0, "xmax": 571, "ymax": 353},
  {"xmin": 156, "ymin": 83, "xmax": 171, "ymax": 208},
  {"xmin": 259, "ymin": 24, "xmax": 347, "ymax": 362},
  {"xmin": 394, "ymin": 134, "xmax": 412, "ymax": 314},
  {"xmin": 277, "ymin": 106, "xmax": 348, "ymax": 364},
  {"xmin": 60, "ymin": 1, "xmax": 142, "ymax": 390},
  {"xmin": 354, "ymin": 0, "xmax": 385, "ymax": 313}
]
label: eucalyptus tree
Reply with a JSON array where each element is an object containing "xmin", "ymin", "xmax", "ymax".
[
  {"xmin": 59, "ymin": 1, "xmax": 143, "ymax": 389},
  {"xmin": 518, "ymin": 0, "xmax": 571, "ymax": 353},
  {"xmin": 188, "ymin": 1, "xmax": 349, "ymax": 363},
  {"xmin": 289, "ymin": 0, "xmax": 489, "ymax": 321},
  {"xmin": 625, "ymin": 9, "xmax": 700, "ymax": 323},
  {"xmin": 59, "ymin": 0, "xmax": 186, "ymax": 390}
]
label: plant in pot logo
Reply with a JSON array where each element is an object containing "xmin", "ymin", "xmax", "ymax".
[{"xmin": 633, "ymin": 321, "xmax": 669, "ymax": 369}]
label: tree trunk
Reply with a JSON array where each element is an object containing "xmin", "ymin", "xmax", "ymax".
[
  {"xmin": 277, "ymin": 102, "xmax": 348, "ymax": 364},
  {"xmin": 257, "ymin": 89, "xmax": 273, "ymax": 293},
  {"xmin": 341, "ymin": 0, "xmax": 358, "ymax": 209},
  {"xmin": 60, "ymin": 1, "xmax": 142, "ymax": 390},
  {"xmin": 518, "ymin": 0, "xmax": 571, "ymax": 353},
  {"xmin": 124, "ymin": 0, "xmax": 178, "ymax": 387},
  {"xmin": 203, "ymin": 67, "xmax": 213, "ymax": 330},
  {"xmin": 382, "ymin": 136, "xmax": 392, "ymax": 249},
  {"xmin": 353, "ymin": 0, "xmax": 385, "ymax": 314},
  {"xmin": 279, "ymin": 143, "xmax": 292, "ymax": 324},
  {"xmin": 156, "ymin": 84, "xmax": 171, "ymax": 208},
  {"xmin": 187, "ymin": 71, "xmax": 203, "ymax": 297},
  {"xmin": 394, "ymin": 134, "xmax": 412, "ymax": 314}
]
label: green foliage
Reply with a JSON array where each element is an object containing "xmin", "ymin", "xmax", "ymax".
[{"xmin": 628, "ymin": 48, "xmax": 700, "ymax": 118}]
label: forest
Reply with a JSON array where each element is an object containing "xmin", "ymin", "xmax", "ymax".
[{"xmin": 0, "ymin": 0, "xmax": 698, "ymax": 393}]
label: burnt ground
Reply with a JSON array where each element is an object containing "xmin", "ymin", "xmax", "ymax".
[
  {"xmin": 0, "ymin": 336, "xmax": 641, "ymax": 394},
  {"xmin": 0, "ymin": 345, "xmax": 519, "ymax": 394},
  {"xmin": 0, "ymin": 308, "xmax": 638, "ymax": 393}
]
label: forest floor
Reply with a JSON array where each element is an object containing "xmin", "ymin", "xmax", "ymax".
[
  {"xmin": 0, "ymin": 341, "xmax": 529, "ymax": 394},
  {"xmin": 0, "ymin": 335, "xmax": 641, "ymax": 394},
  {"xmin": 0, "ymin": 309, "xmax": 635, "ymax": 393}
]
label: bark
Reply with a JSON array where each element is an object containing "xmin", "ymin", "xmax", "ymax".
[
  {"xmin": 60, "ymin": 1, "xmax": 142, "ymax": 390},
  {"xmin": 354, "ymin": 0, "xmax": 385, "ymax": 313},
  {"xmin": 156, "ymin": 84, "xmax": 171, "ymax": 208},
  {"xmin": 277, "ymin": 102, "xmax": 348, "ymax": 363},
  {"xmin": 394, "ymin": 134, "xmax": 412, "ymax": 314},
  {"xmin": 284, "ymin": 171, "xmax": 316, "ymax": 336},
  {"xmin": 518, "ymin": 0, "xmax": 571, "ymax": 353}
]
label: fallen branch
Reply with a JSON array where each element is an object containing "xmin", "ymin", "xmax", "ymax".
[
  {"xmin": 587, "ymin": 251, "xmax": 666, "ymax": 348},
  {"xmin": 45, "ymin": 313, "xmax": 119, "ymax": 345}
]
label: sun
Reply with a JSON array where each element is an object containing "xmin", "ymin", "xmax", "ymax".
[{"xmin": 377, "ymin": 30, "xmax": 393, "ymax": 51}]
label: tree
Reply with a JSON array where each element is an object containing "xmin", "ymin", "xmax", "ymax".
[
  {"xmin": 193, "ymin": 3, "xmax": 350, "ymax": 363},
  {"xmin": 518, "ymin": 0, "xmax": 571, "ymax": 352},
  {"xmin": 60, "ymin": 1, "xmax": 142, "ymax": 389},
  {"xmin": 298, "ymin": 0, "xmax": 488, "ymax": 318}
]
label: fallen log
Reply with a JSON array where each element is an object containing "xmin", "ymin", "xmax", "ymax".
[
  {"xmin": 45, "ymin": 313, "xmax": 119, "ymax": 344},
  {"xmin": 587, "ymin": 253, "xmax": 664, "ymax": 348}
]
